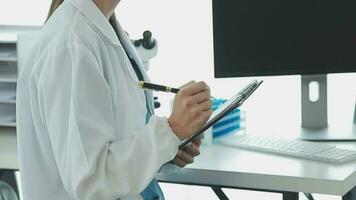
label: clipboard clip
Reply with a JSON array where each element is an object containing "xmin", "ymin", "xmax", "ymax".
[{"xmin": 237, "ymin": 80, "xmax": 263, "ymax": 104}]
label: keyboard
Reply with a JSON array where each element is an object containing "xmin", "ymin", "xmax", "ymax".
[{"xmin": 220, "ymin": 134, "xmax": 356, "ymax": 163}]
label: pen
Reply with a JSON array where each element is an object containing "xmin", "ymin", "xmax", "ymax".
[{"xmin": 139, "ymin": 81, "xmax": 180, "ymax": 93}]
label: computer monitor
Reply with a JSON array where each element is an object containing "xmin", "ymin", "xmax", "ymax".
[{"xmin": 213, "ymin": 0, "xmax": 356, "ymax": 140}]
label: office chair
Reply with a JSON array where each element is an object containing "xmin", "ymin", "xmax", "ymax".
[{"xmin": 0, "ymin": 180, "xmax": 18, "ymax": 200}]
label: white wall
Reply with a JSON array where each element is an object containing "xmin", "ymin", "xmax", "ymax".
[
  {"xmin": 0, "ymin": 1, "xmax": 50, "ymax": 25},
  {"xmin": 1, "ymin": 0, "xmax": 356, "ymax": 130},
  {"xmin": 116, "ymin": 0, "xmax": 356, "ymax": 130}
]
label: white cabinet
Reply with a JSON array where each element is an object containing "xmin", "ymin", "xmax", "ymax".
[
  {"xmin": 0, "ymin": 37, "xmax": 17, "ymax": 129},
  {"xmin": 0, "ymin": 25, "xmax": 40, "ymax": 132}
]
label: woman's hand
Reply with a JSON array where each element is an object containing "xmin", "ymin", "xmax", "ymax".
[
  {"xmin": 168, "ymin": 81, "xmax": 212, "ymax": 141},
  {"xmin": 172, "ymin": 137, "xmax": 202, "ymax": 167}
]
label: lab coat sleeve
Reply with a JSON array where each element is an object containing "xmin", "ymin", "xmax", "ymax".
[{"xmin": 39, "ymin": 43, "xmax": 181, "ymax": 200}]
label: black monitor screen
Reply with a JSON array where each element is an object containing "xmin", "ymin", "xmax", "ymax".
[{"xmin": 213, "ymin": 0, "xmax": 356, "ymax": 77}]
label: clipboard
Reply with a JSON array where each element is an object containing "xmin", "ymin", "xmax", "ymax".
[{"xmin": 178, "ymin": 79, "xmax": 263, "ymax": 149}]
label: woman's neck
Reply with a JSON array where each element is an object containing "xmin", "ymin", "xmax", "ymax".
[{"xmin": 93, "ymin": 0, "xmax": 120, "ymax": 20}]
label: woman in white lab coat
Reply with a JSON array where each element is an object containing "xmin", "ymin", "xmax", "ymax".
[{"xmin": 16, "ymin": 0, "xmax": 212, "ymax": 200}]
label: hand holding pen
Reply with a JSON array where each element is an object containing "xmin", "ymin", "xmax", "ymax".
[
  {"xmin": 139, "ymin": 80, "xmax": 214, "ymax": 98},
  {"xmin": 139, "ymin": 80, "xmax": 213, "ymax": 141}
]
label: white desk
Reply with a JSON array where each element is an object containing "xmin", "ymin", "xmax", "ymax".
[
  {"xmin": 157, "ymin": 136, "xmax": 356, "ymax": 200},
  {"xmin": 2, "ymin": 131, "xmax": 356, "ymax": 200}
]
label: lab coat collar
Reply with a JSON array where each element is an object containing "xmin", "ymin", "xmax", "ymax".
[
  {"xmin": 65, "ymin": 0, "xmax": 147, "ymax": 82},
  {"xmin": 66, "ymin": 0, "xmax": 155, "ymax": 114},
  {"xmin": 112, "ymin": 20, "xmax": 155, "ymax": 114},
  {"xmin": 66, "ymin": 0, "xmax": 121, "ymax": 46},
  {"xmin": 113, "ymin": 21, "xmax": 147, "ymax": 79}
]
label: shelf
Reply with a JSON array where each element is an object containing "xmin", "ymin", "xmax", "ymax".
[
  {"xmin": 0, "ymin": 122, "xmax": 16, "ymax": 127},
  {"xmin": 0, "ymin": 57, "xmax": 17, "ymax": 62},
  {"xmin": 0, "ymin": 103, "xmax": 16, "ymax": 125},
  {"xmin": 0, "ymin": 62, "xmax": 17, "ymax": 83},
  {"xmin": 0, "ymin": 127, "xmax": 16, "ymax": 135},
  {"xmin": 0, "ymin": 44, "xmax": 17, "ymax": 62},
  {"xmin": 0, "ymin": 62, "xmax": 17, "ymax": 71},
  {"xmin": 0, "ymin": 99, "xmax": 16, "ymax": 104},
  {"xmin": 0, "ymin": 52, "xmax": 17, "ymax": 62},
  {"xmin": 0, "ymin": 33, "xmax": 17, "ymax": 44},
  {"xmin": 0, "ymin": 82, "xmax": 16, "ymax": 100},
  {"xmin": 0, "ymin": 73, "xmax": 17, "ymax": 83}
]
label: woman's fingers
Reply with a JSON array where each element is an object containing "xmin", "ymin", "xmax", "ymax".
[
  {"xmin": 172, "ymin": 139, "xmax": 202, "ymax": 168},
  {"xmin": 192, "ymin": 136, "xmax": 202, "ymax": 148},
  {"xmin": 182, "ymin": 142, "xmax": 200, "ymax": 156},
  {"xmin": 172, "ymin": 156, "xmax": 187, "ymax": 167},
  {"xmin": 177, "ymin": 150, "xmax": 194, "ymax": 164},
  {"xmin": 179, "ymin": 80, "xmax": 196, "ymax": 89}
]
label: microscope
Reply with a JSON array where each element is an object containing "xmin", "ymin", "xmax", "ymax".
[
  {"xmin": 131, "ymin": 30, "xmax": 158, "ymax": 71},
  {"xmin": 131, "ymin": 31, "xmax": 160, "ymax": 109}
]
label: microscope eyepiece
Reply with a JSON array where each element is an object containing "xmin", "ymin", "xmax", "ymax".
[{"xmin": 142, "ymin": 30, "xmax": 155, "ymax": 49}]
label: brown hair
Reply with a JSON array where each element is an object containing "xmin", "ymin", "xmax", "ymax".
[{"xmin": 45, "ymin": 0, "xmax": 119, "ymax": 34}]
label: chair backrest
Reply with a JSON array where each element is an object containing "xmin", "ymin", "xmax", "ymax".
[{"xmin": 0, "ymin": 180, "xmax": 18, "ymax": 200}]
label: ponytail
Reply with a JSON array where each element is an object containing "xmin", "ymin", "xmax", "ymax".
[
  {"xmin": 46, "ymin": 0, "xmax": 64, "ymax": 23},
  {"xmin": 45, "ymin": 0, "xmax": 119, "ymax": 34}
]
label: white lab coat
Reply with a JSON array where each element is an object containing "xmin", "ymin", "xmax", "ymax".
[{"xmin": 16, "ymin": 0, "xmax": 180, "ymax": 199}]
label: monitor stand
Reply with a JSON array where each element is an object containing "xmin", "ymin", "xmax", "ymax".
[{"xmin": 299, "ymin": 74, "xmax": 356, "ymax": 141}]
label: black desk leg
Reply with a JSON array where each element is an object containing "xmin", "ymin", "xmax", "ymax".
[
  {"xmin": 211, "ymin": 186, "xmax": 229, "ymax": 200},
  {"xmin": 283, "ymin": 192, "xmax": 299, "ymax": 200},
  {"xmin": 343, "ymin": 186, "xmax": 356, "ymax": 200}
]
